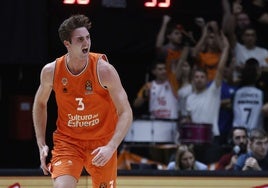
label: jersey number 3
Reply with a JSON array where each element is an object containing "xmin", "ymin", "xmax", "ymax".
[{"xmin": 76, "ymin": 98, "xmax": 85, "ymax": 111}]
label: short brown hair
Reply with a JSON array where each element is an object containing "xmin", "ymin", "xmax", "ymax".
[
  {"xmin": 58, "ymin": 14, "xmax": 92, "ymax": 43},
  {"xmin": 248, "ymin": 128, "xmax": 267, "ymax": 142}
]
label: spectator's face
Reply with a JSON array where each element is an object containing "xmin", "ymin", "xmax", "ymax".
[
  {"xmin": 233, "ymin": 129, "xmax": 247, "ymax": 146},
  {"xmin": 181, "ymin": 151, "xmax": 195, "ymax": 170},
  {"xmin": 181, "ymin": 61, "xmax": 191, "ymax": 76},
  {"xmin": 152, "ymin": 64, "xmax": 167, "ymax": 81},
  {"xmin": 242, "ymin": 29, "xmax": 256, "ymax": 48},
  {"xmin": 250, "ymin": 137, "xmax": 268, "ymax": 159},
  {"xmin": 236, "ymin": 13, "xmax": 250, "ymax": 29},
  {"xmin": 193, "ymin": 71, "xmax": 207, "ymax": 91},
  {"xmin": 205, "ymin": 33, "xmax": 216, "ymax": 47},
  {"xmin": 168, "ymin": 29, "xmax": 183, "ymax": 45},
  {"xmin": 233, "ymin": 129, "xmax": 248, "ymax": 153}
]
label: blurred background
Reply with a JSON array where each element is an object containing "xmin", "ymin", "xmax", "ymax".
[{"xmin": 0, "ymin": 0, "xmax": 223, "ymax": 168}]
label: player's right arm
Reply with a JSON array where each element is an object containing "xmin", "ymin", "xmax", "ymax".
[{"xmin": 32, "ymin": 61, "xmax": 55, "ymax": 175}]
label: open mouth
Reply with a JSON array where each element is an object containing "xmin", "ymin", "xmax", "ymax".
[{"xmin": 82, "ymin": 48, "xmax": 88, "ymax": 54}]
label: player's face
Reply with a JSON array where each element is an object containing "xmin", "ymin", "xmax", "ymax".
[{"xmin": 69, "ymin": 27, "xmax": 91, "ymax": 59}]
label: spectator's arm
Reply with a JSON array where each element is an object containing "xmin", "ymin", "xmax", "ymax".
[
  {"xmin": 221, "ymin": 0, "xmax": 238, "ymax": 49},
  {"xmin": 214, "ymin": 33, "xmax": 230, "ymax": 87},
  {"xmin": 192, "ymin": 18, "xmax": 207, "ymax": 58},
  {"xmin": 155, "ymin": 15, "xmax": 171, "ymax": 48}
]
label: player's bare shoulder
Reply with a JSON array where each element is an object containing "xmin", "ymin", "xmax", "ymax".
[
  {"xmin": 97, "ymin": 58, "xmax": 119, "ymax": 88},
  {"xmin": 40, "ymin": 61, "xmax": 56, "ymax": 86},
  {"xmin": 98, "ymin": 58, "xmax": 113, "ymax": 73}
]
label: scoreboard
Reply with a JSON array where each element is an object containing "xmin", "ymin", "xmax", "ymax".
[{"xmin": 62, "ymin": 0, "xmax": 171, "ymax": 8}]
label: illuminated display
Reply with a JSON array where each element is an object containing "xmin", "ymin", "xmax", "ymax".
[
  {"xmin": 62, "ymin": 0, "xmax": 171, "ymax": 8},
  {"xmin": 63, "ymin": 0, "xmax": 90, "ymax": 5},
  {"xmin": 144, "ymin": 0, "xmax": 170, "ymax": 8}
]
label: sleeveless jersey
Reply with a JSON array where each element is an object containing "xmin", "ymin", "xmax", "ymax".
[
  {"xmin": 233, "ymin": 86, "xmax": 264, "ymax": 131},
  {"xmin": 149, "ymin": 80, "xmax": 178, "ymax": 119},
  {"xmin": 53, "ymin": 53, "xmax": 118, "ymax": 140}
]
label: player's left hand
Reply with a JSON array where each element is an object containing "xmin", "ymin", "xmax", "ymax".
[{"xmin": 91, "ymin": 145, "xmax": 114, "ymax": 167}]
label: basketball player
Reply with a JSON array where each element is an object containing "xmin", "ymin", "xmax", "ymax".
[{"xmin": 32, "ymin": 14, "xmax": 133, "ymax": 188}]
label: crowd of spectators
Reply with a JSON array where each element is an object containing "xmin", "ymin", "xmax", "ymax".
[{"xmin": 125, "ymin": 0, "xmax": 268, "ymax": 171}]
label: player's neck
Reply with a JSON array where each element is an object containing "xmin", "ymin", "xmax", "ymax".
[{"xmin": 65, "ymin": 54, "xmax": 88, "ymax": 75}]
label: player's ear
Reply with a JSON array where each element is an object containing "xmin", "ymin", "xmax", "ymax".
[{"xmin": 64, "ymin": 40, "xmax": 71, "ymax": 48}]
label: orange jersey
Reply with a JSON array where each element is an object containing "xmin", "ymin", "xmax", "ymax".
[
  {"xmin": 198, "ymin": 52, "xmax": 221, "ymax": 82},
  {"xmin": 166, "ymin": 49, "xmax": 182, "ymax": 91},
  {"xmin": 53, "ymin": 53, "xmax": 118, "ymax": 140}
]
